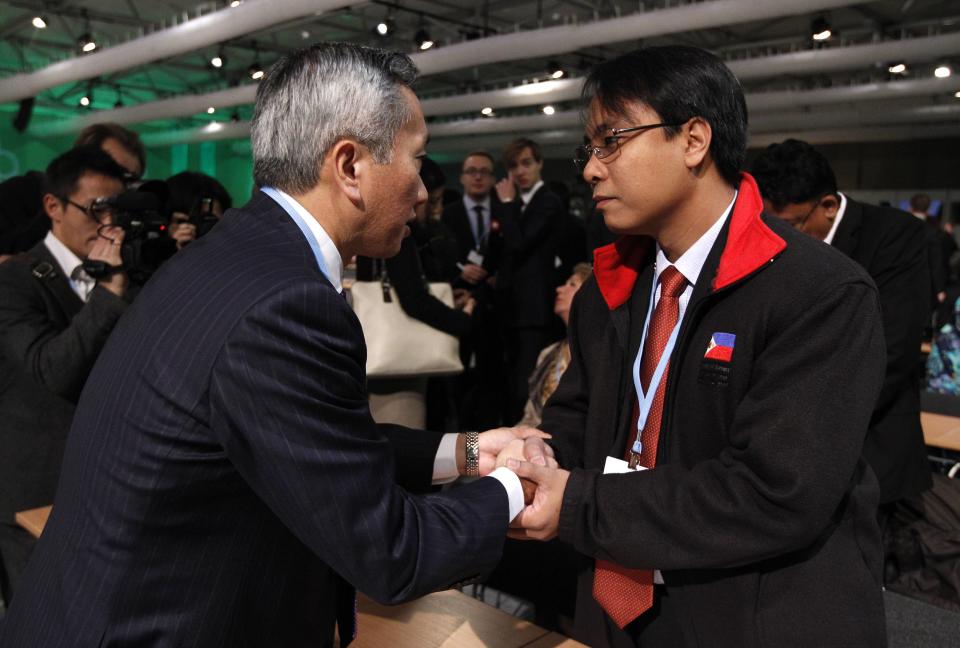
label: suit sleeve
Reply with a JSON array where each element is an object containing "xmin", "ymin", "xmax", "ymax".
[
  {"xmin": 870, "ymin": 215, "xmax": 929, "ymax": 417},
  {"xmin": 208, "ymin": 281, "xmax": 507, "ymax": 603},
  {"xmin": 0, "ymin": 264, "xmax": 127, "ymax": 401},
  {"xmin": 386, "ymin": 237, "xmax": 472, "ymax": 339},
  {"xmin": 557, "ymin": 278, "xmax": 885, "ymax": 570}
]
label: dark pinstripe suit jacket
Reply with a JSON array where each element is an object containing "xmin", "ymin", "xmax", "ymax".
[{"xmin": 0, "ymin": 192, "xmax": 509, "ymax": 647}]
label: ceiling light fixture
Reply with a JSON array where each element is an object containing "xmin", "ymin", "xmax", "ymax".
[
  {"xmin": 955, "ymin": 91, "xmax": 960, "ymax": 99},
  {"xmin": 811, "ymin": 17, "xmax": 832, "ymax": 42},
  {"xmin": 934, "ymin": 63, "xmax": 952, "ymax": 78},
  {"xmin": 211, "ymin": 48, "xmax": 226, "ymax": 69},
  {"xmin": 887, "ymin": 62, "xmax": 907, "ymax": 75},
  {"xmin": 207, "ymin": 106, "xmax": 216, "ymax": 114},
  {"xmin": 78, "ymin": 33, "xmax": 96, "ymax": 53},
  {"xmin": 248, "ymin": 62, "xmax": 263, "ymax": 80},
  {"xmin": 230, "ymin": 1, "xmax": 242, "ymax": 7},
  {"xmin": 79, "ymin": 95, "xmax": 90, "ymax": 107},
  {"xmin": 480, "ymin": 106, "xmax": 494, "ymax": 116},
  {"xmin": 415, "ymin": 28, "xmax": 434, "ymax": 51},
  {"xmin": 32, "ymin": 15, "xmax": 47, "ymax": 29},
  {"xmin": 547, "ymin": 61, "xmax": 565, "ymax": 79},
  {"xmin": 542, "ymin": 105, "xmax": 556, "ymax": 115}
]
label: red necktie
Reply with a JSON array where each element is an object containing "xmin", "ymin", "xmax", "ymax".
[{"xmin": 593, "ymin": 265, "xmax": 687, "ymax": 629}]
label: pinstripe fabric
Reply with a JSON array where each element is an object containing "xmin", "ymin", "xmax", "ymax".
[{"xmin": 0, "ymin": 192, "xmax": 509, "ymax": 648}]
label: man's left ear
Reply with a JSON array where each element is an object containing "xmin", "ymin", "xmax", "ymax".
[
  {"xmin": 820, "ymin": 194, "xmax": 841, "ymax": 220},
  {"xmin": 683, "ymin": 117, "xmax": 712, "ymax": 171}
]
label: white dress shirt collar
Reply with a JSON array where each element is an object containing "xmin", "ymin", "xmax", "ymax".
[
  {"xmin": 520, "ymin": 180, "xmax": 544, "ymax": 207},
  {"xmin": 823, "ymin": 191, "xmax": 847, "ymax": 246},
  {"xmin": 463, "ymin": 193, "xmax": 491, "ymax": 214},
  {"xmin": 44, "ymin": 230, "xmax": 94, "ymax": 302},
  {"xmin": 654, "ymin": 191, "xmax": 737, "ymax": 291},
  {"xmin": 272, "ymin": 188, "xmax": 344, "ymax": 293}
]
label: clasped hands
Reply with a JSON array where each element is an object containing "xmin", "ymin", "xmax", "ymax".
[{"xmin": 471, "ymin": 427, "xmax": 570, "ymax": 541}]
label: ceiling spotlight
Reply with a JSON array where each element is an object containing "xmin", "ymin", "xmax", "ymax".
[
  {"xmin": 301, "ymin": 30, "xmax": 310, "ymax": 39},
  {"xmin": 955, "ymin": 91, "xmax": 960, "ymax": 99},
  {"xmin": 480, "ymin": 106, "xmax": 494, "ymax": 116},
  {"xmin": 542, "ymin": 105, "xmax": 556, "ymax": 115},
  {"xmin": 79, "ymin": 95, "xmax": 90, "ymax": 107},
  {"xmin": 935, "ymin": 64, "xmax": 952, "ymax": 78},
  {"xmin": 375, "ymin": 19, "xmax": 394, "ymax": 37},
  {"xmin": 77, "ymin": 33, "xmax": 96, "ymax": 53},
  {"xmin": 230, "ymin": 1, "xmax": 242, "ymax": 7},
  {"xmin": 415, "ymin": 29, "xmax": 434, "ymax": 51},
  {"xmin": 811, "ymin": 17, "xmax": 832, "ymax": 42},
  {"xmin": 248, "ymin": 62, "xmax": 264, "ymax": 80},
  {"xmin": 211, "ymin": 53, "xmax": 225, "ymax": 69},
  {"xmin": 547, "ymin": 61, "xmax": 565, "ymax": 79},
  {"xmin": 32, "ymin": 15, "xmax": 47, "ymax": 29},
  {"xmin": 207, "ymin": 106, "xmax": 216, "ymax": 114},
  {"xmin": 887, "ymin": 62, "xmax": 907, "ymax": 75}
]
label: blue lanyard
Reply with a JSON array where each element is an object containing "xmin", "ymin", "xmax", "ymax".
[
  {"xmin": 260, "ymin": 187, "xmax": 331, "ymax": 283},
  {"xmin": 631, "ymin": 267, "xmax": 684, "ymax": 457}
]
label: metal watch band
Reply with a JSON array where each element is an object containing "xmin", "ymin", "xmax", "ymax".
[{"xmin": 465, "ymin": 431, "xmax": 480, "ymax": 477}]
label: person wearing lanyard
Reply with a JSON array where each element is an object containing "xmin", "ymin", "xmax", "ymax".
[
  {"xmin": 504, "ymin": 46, "xmax": 888, "ymax": 647},
  {"xmin": 0, "ymin": 43, "xmax": 539, "ymax": 648}
]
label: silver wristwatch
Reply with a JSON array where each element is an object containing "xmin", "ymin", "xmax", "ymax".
[{"xmin": 465, "ymin": 431, "xmax": 480, "ymax": 477}]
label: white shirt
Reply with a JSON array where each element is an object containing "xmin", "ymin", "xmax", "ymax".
[
  {"xmin": 462, "ymin": 194, "xmax": 492, "ymax": 247},
  {"xmin": 652, "ymin": 191, "xmax": 737, "ymax": 313},
  {"xmin": 268, "ymin": 189, "xmax": 525, "ymax": 522},
  {"xmin": 44, "ymin": 231, "xmax": 95, "ymax": 302},
  {"xmin": 520, "ymin": 180, "xmax": 544, "ymax": 208},
  {"xmin": 273, "ymin": 188, "xmax": 345, "ymax": 294},
  {"xmin": 823, "ymin": 192, "xmax": 848, "ymax": 246}
]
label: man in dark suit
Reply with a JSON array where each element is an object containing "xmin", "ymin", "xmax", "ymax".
[
  {"xmin": 751, "ymin": 138, "xmax": 932, "ymax": 508},
  {"xmin": 508, "ymin": 46, "xmax": 887, "ymax": 647},
  {"xmin": 0, "ymin": 44, "xmax": 533, "ymax": 647},
  {"xmin": 495, "ymin": 138, "xmax": 564, "ymax": 423},
  {"xmin": 443, "ymin": 151, "xmax": 507, "ymax": 428},
  {"xmin": 0, "ymin": 146, "xmax": 131, "ymax": 604}
]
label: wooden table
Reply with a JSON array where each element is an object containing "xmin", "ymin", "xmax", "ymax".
[
  {"xmin": 14, "ymin": 504, "xmax": 51, "ymax": 538},
  {"xmin": 354, "ymin": 590, "xmax": 585, "ymax": 648},
  {"xmin": 921, "ymin": 411, "xmax": 960, "ymax": 452}
]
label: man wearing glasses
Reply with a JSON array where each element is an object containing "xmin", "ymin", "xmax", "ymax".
[
  {"xmin": 506, "ymin": 46, "xmax": 887, "ymax": 647},
  {"xmin": 444, "ymin": 151, "xmax": 501, "ymax": 288},
  {"xmin": 752, "ymin": 139, "xmax": 932, "ymax": 518},
  {"xmin": 0, "ymin": 145, "xmax": 131, "ymax": 605}
]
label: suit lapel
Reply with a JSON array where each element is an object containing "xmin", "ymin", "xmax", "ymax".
[
  {"xmin": 830, "ymin": 197, "xmax": 862, "ymax": 256},
  {"xmin": 28, "ymin": 242, "xmax": 84, "ymax": 319}
]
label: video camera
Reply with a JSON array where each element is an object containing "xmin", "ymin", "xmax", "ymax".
[{"xmin": 82, "ymin": 183, "xmax": 176, "ymax": 285}]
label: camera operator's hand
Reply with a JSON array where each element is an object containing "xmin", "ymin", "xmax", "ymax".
[
  {"xmin": 170, "ymin": 221, "xmax": 197, "ymax": 250},
  {"xmin": 88, "ymin": 225, "xmax": 127, "ymax": 297}
]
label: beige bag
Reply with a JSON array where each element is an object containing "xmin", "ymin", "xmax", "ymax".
[{"xmin": 349, "ymin": 277, "xmax": 464, "ymax": 378}]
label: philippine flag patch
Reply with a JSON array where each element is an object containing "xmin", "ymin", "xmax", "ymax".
[{"xmin": 704, "ymin": 332, "xmax": 736, "ymax": 362}]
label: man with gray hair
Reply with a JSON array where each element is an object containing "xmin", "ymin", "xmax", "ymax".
[{"xmin": 0, "ymin": 43, "xmax": 533, "ymax": 647}]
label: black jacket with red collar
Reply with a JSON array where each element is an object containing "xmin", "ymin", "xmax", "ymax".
[{"xmin": 542, "ymin": 175, "xmax": 887, "ymax": 648}]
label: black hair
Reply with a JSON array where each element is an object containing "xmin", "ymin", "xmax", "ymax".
[
  {"xmin": 750, "ymin": 139, "xmax": 838, "ymax": 210},
  {"xmin": 165, "ymin": 171, "xmax": 233, "ymax": 218},
  {"xmin": 44, "ymin": 145, "xmax": 128, "ymax": 201},
  {"xmin": 583, "ymin": 45, "xmax": 747, "ymax": 187},
  {"xmin": 74, "ymin": 122, "xmax": 146, "ymax": 175}
]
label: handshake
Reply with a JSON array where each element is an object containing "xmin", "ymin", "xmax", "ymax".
[{"xmin": 467, "ymin": 427, "xmax": 571, "ymax": 542}]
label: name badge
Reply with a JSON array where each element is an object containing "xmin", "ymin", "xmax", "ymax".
[
  {"xmin": 467, "ymin": 250, "xmax": 484, "ymax": 266},
  {"xmin": 603, "ymin": 456, "xmax": 647, "ymax": 474}
]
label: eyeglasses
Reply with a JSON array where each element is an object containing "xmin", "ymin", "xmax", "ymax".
[
  {"xmin": 780, "ymin": 196, "xmax": 827, "ymax": 230},
  {"xmin": 462, "ymin": 167, "xmax": 493, "ymax": 178},
  {"xmin": 573, "ymin": 122, "xmax": 684, "ymax": 172},
  {"xmin": 61, "ymin": 196, "xmax": 118, "ymax": 224}
]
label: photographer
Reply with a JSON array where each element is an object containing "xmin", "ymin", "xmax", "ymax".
[
  {"xmin": 0, "ymin": 146, "xmax": 133, "ymax": 604},
  {"xmin": 164, "ymin": 171, "xmax": 232, "ymax": 249}
]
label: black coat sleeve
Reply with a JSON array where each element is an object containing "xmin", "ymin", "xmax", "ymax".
[{"xmin": 386, "ymin": 236, "xmax": 472, "ymax": 339}]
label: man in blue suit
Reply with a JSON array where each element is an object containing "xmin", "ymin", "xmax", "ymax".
[{"xmin": 0, "ymin": 43, "xmax": 532, "ymax": 647}]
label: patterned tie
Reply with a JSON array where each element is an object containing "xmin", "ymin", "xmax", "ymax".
[
  {"xmin": 592, "ymin": 265, "xmax": 687, "ymax": 629},
  {"xmin": 472, "ymin": 204, "xmax": 486, "ymax": 245}
]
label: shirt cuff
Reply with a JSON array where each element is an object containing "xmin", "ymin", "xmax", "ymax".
[
  {"xmin": 431, "ymin": 433, "xmax": 460, "ymax": 485},
  {"xmin": 487, "ymin": 466, "xmax": 525, "ymax": 523}
]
